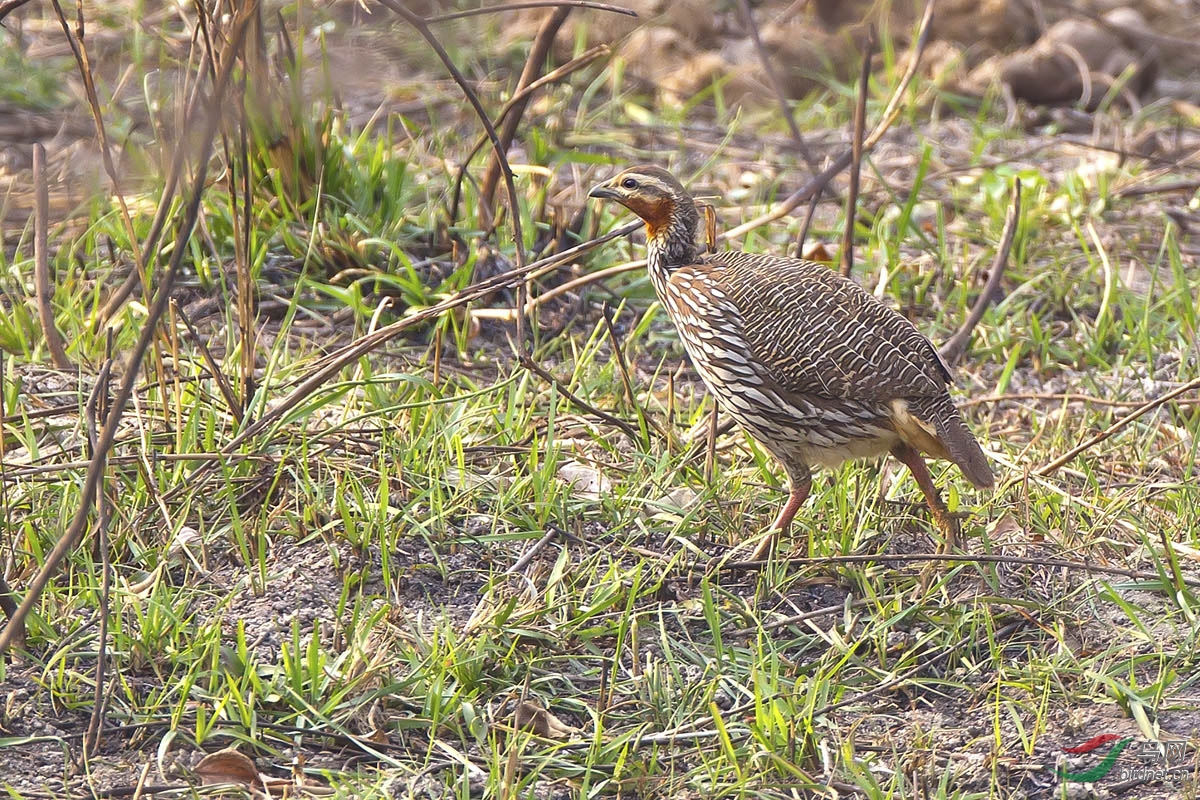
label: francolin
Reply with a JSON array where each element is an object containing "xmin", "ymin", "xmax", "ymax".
[{"xmin": 589, "ymin": 165, "xmax": 993, "ymax": 557}]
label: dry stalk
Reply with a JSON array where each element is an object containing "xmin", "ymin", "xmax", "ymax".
[
  {"xmin": 172, "ymin": 300, "xmax": 244, "ymax": 425},
  {"xmin": 722, "ymin": 0, "xmax": 935, "ymax": 242},
  {"xmin": 450, "ymin": 45, "xmax": 611, "ymax": 224},
  {"xmin": 0, "ymin": 0, "xmax": 35, "ymax": 23},
  {"xmin": 32, "ymin": 144, "xmax": 73, "ymax": 371},
  {"xmin": 939, "ymin": 179, "xmax": 1022, "ymax": 365},
  {"xmin": 725, "ymin": 550, "xmax": 1200, "ymax": 588},
  {"xmin": 427, "ymin": 1, "xmax": 637, "ymax": 23},
  {"xmin": 83, "ymin": 333, "xmax": 113, "ymax": 755},
  {"xmin": 48, "ymin": 0, "xmax": 148, "ymax": 310},
  {"xmin": 961, "ymin": 391, "xmax": 1200, "ymax": 409},
  {"xmin": 381, "ymin": 0, "xmax": 530, "ymax": 356},
  {"xmin": 0, "ymin": 350, "xmax": 16, "ymax": 631},
  {"xmin": 93, "ymin": 52, "xmax": 211, "ymax": 329},
  {"xmin": 602, "ymin": 304, "xmax": 665, "ymax": 441},
  {"xmin": 478, "ymin": 6, "xmax": 572, "ymax": 227},
  {"xmin": 840, "ymin": 25, "xmax": 875, "ymax": 278},
  {"xmin": 1033, "ymin": 375, "xmax": 1200, "ymax": 479}
]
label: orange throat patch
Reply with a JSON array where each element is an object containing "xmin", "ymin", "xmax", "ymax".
[{"xmin": 622, "ymin": 196, "xmax": 674, "ymax": 241}]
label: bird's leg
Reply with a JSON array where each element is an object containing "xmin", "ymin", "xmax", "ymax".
[
  {"xmin": 889, "ymin": 443, "xmax": 959, "ymax": 550},
  {"xmin": 748, "ymin": 468, "xmax": 812, "ymax": 560}
]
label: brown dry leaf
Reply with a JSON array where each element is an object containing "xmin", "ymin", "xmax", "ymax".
[
  {"xmin": 195, "ymin": 748, "xmax": 264, "ymax": 789},
  {"xmin": 987, "ymin": 513, "xmax": 1024, "ymax": 543},
  {"xmin": 513, "ymin": 699, "xmax": 580, "ymax": 740}
]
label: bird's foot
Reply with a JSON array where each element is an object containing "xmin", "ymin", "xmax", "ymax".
[{"xmin": 703, "ymin": 530, "xmax": 779, "ymax": 574}]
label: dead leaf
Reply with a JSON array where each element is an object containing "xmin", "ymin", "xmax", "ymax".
[
  {"xmin": 512, "ymin": 699, "xmax": 579, "ymax": 740},
  {"xmin": 557, "ymin": 459, "xmax": 611, "ymax": 499},
  {"xmin": 195, "ymin": 748, "xmax": 264, "ymax": 789}
]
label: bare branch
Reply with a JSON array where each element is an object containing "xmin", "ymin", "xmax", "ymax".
[
  {"xmin": 1033, "ymin": 375, "xmax": 1200, "ymax": 479},
  {"xmin": 32, "ymin": 144, "xmax": 73, "ymax": 371},
  {"xmin": 840, "ymin": 25, "xmax": 875, "ymax": 278},
  {"xmin": 478, "ymin": 6, "xmax": 572, "ymax": 227},
  {"xmin": 940, "ymin": 179, "xmax": 1022, "ymax": 365},
  {"xmin": 426, "ymin": 1, "xmax": 636, "ymax": 23}
]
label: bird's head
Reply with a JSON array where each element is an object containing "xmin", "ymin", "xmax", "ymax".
[{"xmin": 588, "ymin": 165, "xmax": 697, "ymax": 244}]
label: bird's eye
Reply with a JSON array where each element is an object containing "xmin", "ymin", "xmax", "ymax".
[{"xmin": 621, "ymin": 177, "xmax": 638, "ymax": 189}]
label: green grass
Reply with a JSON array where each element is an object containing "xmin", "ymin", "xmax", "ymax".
[{"xmin": 1, "ymin": 4, "xmax": 1199, "ymax": 800}]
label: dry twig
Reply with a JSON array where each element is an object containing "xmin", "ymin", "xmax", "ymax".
[
  {"xmin": 172, "ymin": 300, "xmax": 244, "ymax": 425},
  {"xmin": 426, "ymin": 1, "xmax": 636, "ymax": 23},
  {"xmin": 83, "ymin": 334, "xmax": 113, "ymax": 755},
  {"xmin": 724, "ymin": 550, "xmax": 1200, "ymax": 587},
  {"xmin": 450, "ymin": 45, "xmax": 611, "ymax": 224},
  {"xmin": 32, "ymin": 144, "xmax": 73, "ymax": 371},
  {"xmin": 840, "ymin": 25, "xmax": 875, "ymax": 278},
  {"xmin": 0, "ymin": 0, "xmax": 36, "ymax": 25},
  {"xmin": 49, "ymin": 0, "xmax": 149, "ymax": 313},
  {"xmin": 1032, "ymin": 375, "xmax": 1200, "ymax": 479},
  {"xmin": 939, "ymin": 179, "xmax": 1022, "ymax": 365},
  {"xmin": 478, "ymin": 7, "xmax": 572, "ymax": 227},
  {"xmin": 722, "ymin": 0, "xmax": 935, "ymax": 242}
]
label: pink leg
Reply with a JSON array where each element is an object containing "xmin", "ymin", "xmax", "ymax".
[
  {"xmin": 749, "ymin": 469, "xmax": 812, "ymax": 560},
  {"xmin": 890, "ymin": 443, "xmax": 959, "ymax": 549}
]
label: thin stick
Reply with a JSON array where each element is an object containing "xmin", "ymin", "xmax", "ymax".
[
  {"xmin": 735, "ymin": 0, "xmax": 819, "ymax": 175},
  {"xmin": 478, "ymin": 6, "xmax": 571, "ymax": 226},
  {"xmin": 48, "ymin": 0, "xmax": 147, "ymax": 310},
  {"xmin": 0, "ymin": 348, "xmax": 17, "ymax": 632},
  {"xmin": 92, "ymin": 53, "xmax": 210, "ymax": 328},
  {"xmin": 1033, "ymin": 375, "xmax": 1200, "ymax": 479},
  {"xmin": 521, "ymin": 357, "xmax": 641, "ymax": 439},
  {"xmin": 83, "ymin": 332, "xmax": 113, "ymax": 756},
  {"xmin": 939, "ymin": 179, "xmax": 1022, "ymax": 365},
  {"xmin": 960, "ymin": 390, "xmax": 1200, "ymax": 410},
  {"xmin": 32, "ymin": 144, "xmax": 73, "ymax": 371},
  {"xmin": 725, "ymin": 550, "xmax": 1200, "ymax": 588},
  {"xmin": 0, "ymin": 0, "xmax": 35, "ymax": 23},
  {"xmin": 505, "ymin": 527, "xmax": 561, "ymax": 575},
  {"xmin": 722, "ymin": 0, "xmax": 935, "ymax": 243},
  {"xmin": 381, "ymin": 0, "xmax": 525, "ymax": 269},
  {"xmin": 0, "ymin": 3, "xmax": 256, "ymax": 658},
  {"xmin": 380, "ymin": 0, "xmax": 529, "ymax": 357},
  {"xmin": 601, "ymin": 304, "xmax": 664, "ymax": 442},
  {"xmin": 840, "ymin": 25, "xmax": 875, "ymax": 278},
  {"xmin": 794, "ymin": 190, "xmax": 822, "ymax": 254},
  {"xmin": 523, "ymin": 256, "xmax": 643, "ymax": 314},
  {"xmin": 426, "ymin": 0, "xmax": 637, "ymax": 23},
  {"xmin": 704, "ymin": 400, "xmax": 720, "ymax": 484},
  {"xmin": 602, "ymin": 304, "xmax": 636, "ymax": 407},
  {"xmin": 450, "ymin": 46, "xmax": 611, "ymax": 224},
  {"xmin": 172, "ymin": 300, "xmax": 244, "ymax": 425}
]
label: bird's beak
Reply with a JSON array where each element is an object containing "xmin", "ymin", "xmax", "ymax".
[{"xmin": 588, "ymin": 182, "xmax": 618, "ymax": 200}]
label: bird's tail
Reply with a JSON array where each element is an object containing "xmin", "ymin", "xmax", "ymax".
[{"xmin": 917, "ymin": 396, "xmax": 994, "ymax": 489}]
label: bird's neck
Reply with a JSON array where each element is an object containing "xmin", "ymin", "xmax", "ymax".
[{"xmin": 645, "ymin": 197, "xmax": 700, "ymax": 290}]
